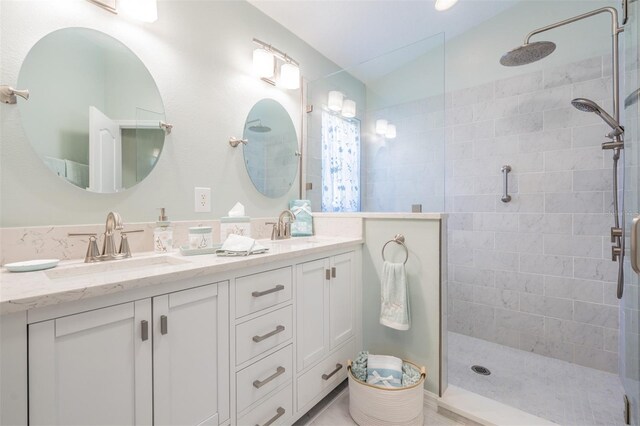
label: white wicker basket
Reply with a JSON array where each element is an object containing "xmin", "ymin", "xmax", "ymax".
[{"xmin": 347, "ymin": 359, "xmax": 427, "ymax": 426}]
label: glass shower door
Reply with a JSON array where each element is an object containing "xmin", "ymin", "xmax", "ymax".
[{"xmin": 623, "ymin": 1, "xmax": 640, "ymax": 423}]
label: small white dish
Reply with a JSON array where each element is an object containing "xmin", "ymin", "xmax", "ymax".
[{"xmin": 4, "ymin": 259, "xmax": 60, "ymax": 273}]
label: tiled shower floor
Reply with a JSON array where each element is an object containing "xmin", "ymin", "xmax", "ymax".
[{"xmin": 449, "ymin": 332, "xmax": 626, "ymax": 425}]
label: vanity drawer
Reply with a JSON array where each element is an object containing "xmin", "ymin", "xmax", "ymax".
[
  {"xmin": 236, "ymin": 305, "xmax": 293, "ymax": 365},
  {"xmin": 236, "ymin": 267, "xmax": 292, "ymax": 318},
  {"xmin": 236, "ymin": 344, "xmax": 293, "ymax": 413},
  {"xmin": 236, "ymin": 383, "xmax": 292, "ymax": 426},
  {"xmin": 297, "ymin": 339, "xmax": 355, "ymax": 411}
]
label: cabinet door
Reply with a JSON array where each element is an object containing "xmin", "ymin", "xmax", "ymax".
[
  {"xmin": 153, "ymin": 282, "xmax": 229, "ymax": 426},
  {"xmin": 29, "ymin": 300, "xmax": 152, "ymax": 426},
  {"xmin": 296, "ymin": 257, "xmax": 331, "ymax": 371},
  {"xmin": 329, "ymin": 252, "xmax": 355, "ymax": 350}
]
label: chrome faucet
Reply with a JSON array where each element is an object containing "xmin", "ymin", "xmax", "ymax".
[
  {"xmin": 266, "ymin": 210, "xmax": 297, "ymax": 240},
  {"xmin": 69, "ymin": 212, "xmax": 144, "ymax": 262}
]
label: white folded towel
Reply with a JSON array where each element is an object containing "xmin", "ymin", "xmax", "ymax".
[
  {"xmin": 379, "ymin": 261, "xmax": 410, "ymax": 330},
  {"xmin": 366, "ymin": 354, "xmax": 403, "ymax": 388},
  {"xmin": 216, "ymin": 234, "xmax": 268, "ymax": 256}
]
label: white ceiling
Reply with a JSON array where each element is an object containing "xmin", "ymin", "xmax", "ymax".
[{"xmin": 248, "ymin": 0, "xmax": 520, "ymax": 71}]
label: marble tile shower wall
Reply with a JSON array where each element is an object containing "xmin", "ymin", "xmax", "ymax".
[{"xmin": 446, "ymin": 55, "xmax": 622, "ymax": 373}]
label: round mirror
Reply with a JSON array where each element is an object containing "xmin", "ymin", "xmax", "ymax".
[
  {"xmin": 18, "ymin": 28, "xmax": 166, "ymax": 193},
  {"xmin": 243, "ymin": 99, "xmax": 299, "ymax": 198}
]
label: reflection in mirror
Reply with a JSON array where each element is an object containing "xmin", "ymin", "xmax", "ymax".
[
  {"xmin": 18, "ymin": 28, "xmax": 166, "ymax": 193},
  {"xmin": 243, "ymin": 99, "xmax": 299, "ymax": 198}
]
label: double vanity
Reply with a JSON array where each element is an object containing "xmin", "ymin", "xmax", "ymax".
[{"xmin": 0, "ymin": 236, "xmax": 363, "ymax": 426}]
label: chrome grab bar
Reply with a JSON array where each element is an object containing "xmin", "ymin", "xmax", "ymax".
[
  {"xmin": 501, "ymin": 165, "xmax": 512, "ymax": 203},
  {"xmin": 632, "ymin": 216, "xmax": 640, "ymax": 274}
]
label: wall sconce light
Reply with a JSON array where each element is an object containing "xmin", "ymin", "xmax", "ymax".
[
  {"xmin": 375, "ymin": 119, "xmax": 388, "ymax": 135},
  {"xmin": 342, "ymin": 99, "xmax": 356, "ymax": 118},
  {"xmin": 434, "ymin": 0, "xmax": 459, "ymax": 11},
  {"xmin": 385, "ymin": 124, "xmax": 397, "ymax": 139},
  {"xmin": 119, "ymin": 0, "xmax": 158, "ymax": 22},
  {"xmin": 328, "ymin": 91, "xmax": 344, "ymax": 112},
  {"xmin": 252, "ymin": 38, "xmax": 300, "ymax": 90}
]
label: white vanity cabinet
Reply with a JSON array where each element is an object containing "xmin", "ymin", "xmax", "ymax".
[
  {"xmin": 28, "ymin": 300, "xmax": 154, "ymax": 426},
  {"xmin": 296, "ymin": 252, "xmax": 356, "ymax": 413},
  {"xmin": 28, "ymin": 282, "xmax": 229, "ymax": 426}
]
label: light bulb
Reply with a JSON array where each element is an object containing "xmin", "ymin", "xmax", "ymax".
[
  {"xmin": 278, "ymin": 62, "xmax": 300, "ymax": 90},
  {"xmin": 328, "ymin": 91, "xmax": 344, "ymax": 112},
  {"xmin": 341, "ymin": 99, "xmax": 356, "ymax": 118},
  {"xmin": 119, "ymin": 0, "xmax": 158, "ymax": 22},
  {"xmin": 435, "ymin": 0, "xmax": 459, "ymax": 11},
  {"xmin": 375, "ymin": 119, "xmax": 388, "ymax": 135},
  {"xmin": 385, "ymin": 124, "xmax": 396, "ymax": 139},
  {"xmin": 253, "ymin": 48, "xmax": 274, "ymax": 78}
]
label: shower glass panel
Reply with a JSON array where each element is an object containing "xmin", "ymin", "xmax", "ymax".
[
  {"xmin": 623, "ymin": 0, "xmax": 640, "ymax": 422},
  {"xmin": 305, "ymin": 32, "xmax": 445, "ymax": 213},
  {"xmin": 121, "ymin": 107, "xmax": 164, "ymax": 188}
]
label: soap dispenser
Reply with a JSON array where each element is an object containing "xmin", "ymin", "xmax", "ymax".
[{"xmin": 154, "ymin": 208, "xmax": 173, "ymax": 253}]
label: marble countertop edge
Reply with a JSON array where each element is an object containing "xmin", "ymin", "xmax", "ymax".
[{"xmin": 0, "ymin": 237, "xmax": 363, "ymax": 315}]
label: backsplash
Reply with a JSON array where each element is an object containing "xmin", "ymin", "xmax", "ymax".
[
  {"xmin": 446, "ymin": 54, "xmax": 625, "ymax": 373},
  {"xmin": 0, "ymin": 219, "xmax": 276, "ymax": 265}
]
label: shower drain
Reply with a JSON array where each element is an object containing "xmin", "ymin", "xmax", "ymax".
[{"xmin": 471, "ymin": 365, "xmax": 491, "ymax": 376}]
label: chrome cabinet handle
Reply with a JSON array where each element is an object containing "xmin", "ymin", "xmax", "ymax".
[
  {"xmin": 331, "ymin": 267, "xmax": 336, "ymax": 278},
  {"xmin": 325, "ymin": 269, "xmax": 331, "ymax": 280},
  {"xmin": 253, "ymin": 325, "xmax": 285, "ymax": 342},
  {"xmin": 501, "ymin": 165, "xmax": 512, "ymax": 203},
  {"xmin": 160, "ymin": 315, "xmax": 168, "ymax": 335},
  {"xmin": 141, "ymin": 320, "xmax": 149, "ymax": 341},
  {"xmin": 253, "ymin": 366, "xmax": 285, "ymax": 389},
  {"xmin": 255, "ymin": 407, "xmax": 285, "ymax": 426},
  {"xmin": 321, "ymin": 363, "xmax": 343, "ymax": 380},
  {"xmin": 632, "ymin": 216, "xmax": 640, "ymax": 274},
  {"xmin": 252, "ymin": 285, "xmax": 285, "ymax": 297}
]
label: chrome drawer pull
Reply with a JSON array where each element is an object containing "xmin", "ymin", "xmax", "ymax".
[
  {"xmin": 255, "ymin": 407, "xmax": 285, "ymax": 426},
  {"xmin": 141, "ymin": 320, "xmax": 149, "ymax": 341},
  {"xmin": 321, "ymin": 363, "xmax": 343, "ymax": 380},
  {"xmin": 253, "ymin": 325, "xmax": 285, "ymax": 342},
  {"xmin": 253, "ymin": 366, "xmax": 286, "ymax": 389},
  {"xmin": 252, "ymin": 285, "xmax": 285, "ymax": 298}
]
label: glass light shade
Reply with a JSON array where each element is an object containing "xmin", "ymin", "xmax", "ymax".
[
  {"xmin": 434, "ymin": 0, "xmax": 459, "ymax": 11},
  {"xmin": 253, "ymin": 48, "xmax": 274, "ymax": 78},
  {"xmin": 375, "ymin": 119, "xmax": 388, "ymax": 135},
  {"xmin": 341, "ymin": 99, "xmax": 356, "ymax": 118},
  {"xmin": 385, "ymin": 124, "xmax": 397, "ymax": 139},
  {"xmin": 328, "ymin": 91, "xmax": 344, "ymax": 112},
  {"xmin": 278, "ymin": 62, "xmax": 300, "ymax": 90},
  {"xmin": 119, "ymin": 0, "xmax": 158, "ymax": 22}
]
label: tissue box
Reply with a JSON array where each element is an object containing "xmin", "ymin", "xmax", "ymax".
[
  {"xmin": 289, "ymin": 200, "xmax": 313, "ymax": 236},
  {"xmin": 220, "ymin": 216, "xmax": 251, "ymax": 240}
]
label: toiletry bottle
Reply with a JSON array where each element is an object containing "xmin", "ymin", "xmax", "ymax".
[{"xmin": 154, "ymin": 208, "xmax": 173, "ymax": 253}]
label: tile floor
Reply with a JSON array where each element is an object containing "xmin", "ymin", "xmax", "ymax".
[
  {"xmin": 296, "ymin": 380, "xmax": 463, "ymax": 425},
  {"xmin": 448, "ymin": 332, "xmax": 626, "ymax": 426}
]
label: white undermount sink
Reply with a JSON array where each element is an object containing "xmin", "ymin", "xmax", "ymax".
[{"xmin": 45, "ymin": 255, "xmax": 190, "ymax": 280}]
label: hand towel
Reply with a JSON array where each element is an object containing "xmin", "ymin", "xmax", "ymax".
[
  {"xmin": 289, "ymin": 200, "xmax": 313, "ymax": 236},
  {"xmin": 379, "ymin": 261, "xmax": 410, "ymax": 330},
  {"xmin": 366, "ymin": 354, "xmax": 403, "ymax": 388},
  {"xmin": 216, "ymin": 234, "xmax": 269, "ymax": 256}
]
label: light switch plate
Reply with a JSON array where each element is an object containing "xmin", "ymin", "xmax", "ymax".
[{"xmin": 194, "ymin": 187, "xmax": 211, "ymax": 212}]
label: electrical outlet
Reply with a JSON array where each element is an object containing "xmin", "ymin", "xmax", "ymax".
[{"xmin": 194, "ymin": 187, "xmax": 211, "ymax": 212}]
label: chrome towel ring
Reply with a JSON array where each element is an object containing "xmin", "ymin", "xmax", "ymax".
[{"xmin": 381, "ymin": 234, "xmax": 409, "ymax": 265}]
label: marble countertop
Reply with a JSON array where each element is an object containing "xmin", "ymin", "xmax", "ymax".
[{"xmin": 0, "ymin": 236, "xmax": 363, "ymax": 315}]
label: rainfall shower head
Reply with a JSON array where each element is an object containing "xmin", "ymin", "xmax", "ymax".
[
  {"xmin": 499, "ymin": 41, "xmax": 556, "ymax": 66},
  {"xmin": 571, "ymin": 98, "xmax": 624, "ymax": 135},
  {"xmin": 246, "ymin": 119, "xmax": 271, "ymax": 133}
]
